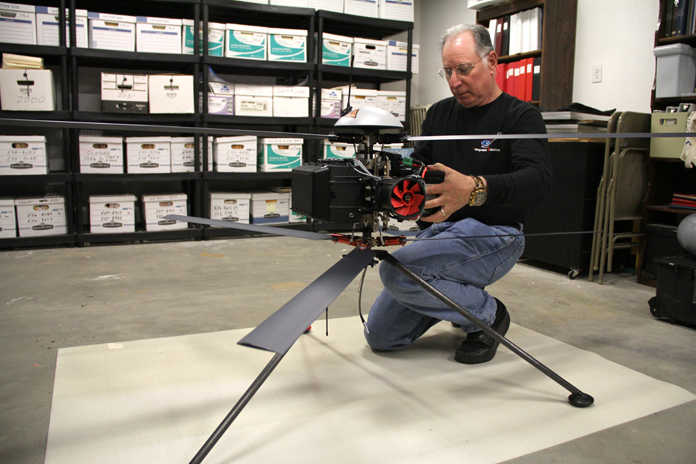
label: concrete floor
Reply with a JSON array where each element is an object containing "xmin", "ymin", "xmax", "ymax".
[{"xmin": 0, "ymin": 236, "xmax": 694, "ymax": 464}]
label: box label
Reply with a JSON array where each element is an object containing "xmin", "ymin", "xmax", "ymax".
[{"xmin": 226, "ymin": 30, "xmax": 266, "ymax": 60}]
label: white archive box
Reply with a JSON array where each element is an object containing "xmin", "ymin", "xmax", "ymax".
[
  {"xmin": 0, "ymin": 198, "xmax": 16, "ymax": 238},
  {"xmin": 320, "ymin": 87, "xmax": 342, "ymax": 118},
  {"xmin": 214, "ymin": 135, "xmax": 257, "ymax": 173},
  {"xmin": 182, "ymin": 20, "xmax": 225, "ymax": 56},
  {"xmin": 35, "ymin": 7, "xmax": 88, "ymax": 47},
  {"xmin": 377, "ymin": 90, "xmax": 406, "ymax": 120},
  {"xmin": 259, "ymin": 138, "xmax": 302, "ymax": 172},
  {"xmin": 267, "ymin": 27, "xmax": 307, "ymax": 62},
  {"xmin": 321, "ymin": 33, "xmax": 352, "ymax": 66},
  {"xmin": 324, "ymin": 141, "xmax": 356, "ymax": 159},
  {"xmin": 78, "ymin": 135, "xmax": 123, "ymax": 174},
  {"xmin": 387, "ymin": 40, "xmax": 419, "ymax": 73},
  {"xmin": 208, "ymin": 81, "xmax": 234, "ymax": 115},
  {"xmin": 136, "ymin": 16, "xmax": 182, "ymax": 54},
  {"xmin": 310, "ymin": 0, "xmax": 343, "ymax": 12},
  {"xmin": 148, "ymin": 74, "xmax": 194, "ymax": 113},
  {"xmin": 210, "ymin": 192, "xmax": 251, "ymax": 224},
  {"xmin": 100, "ymin": 72, "xmax": 148, "ymax": 113},
  {"xmin": 344, "ymin": 0, "xmax": 378, "ymax": 17},
  {"xmin": 353, "ymin": 37, "xmax": 387, "ymax": 69},
  {"xmin": 15, "ymin": 196, "xmax": 66, "ymax": 237},
  {"xmin": 170, "ymin": 137, "xmax": 195, "ymax": 172},
  {"xmin": 0, "ymin": 2, "xmax": 36, "ymax": 45},
  {"xmin": 342, "ymin": 87, "xmax": 377, "ymax": 110},
  {"xmin": 88, "ymin": 12, "xmax": 136, "ymax": 52},
  {"xmin": 0, "ymin": 68, "xmax": 55, "ymax": 111},
  {"xmin": 234, "ymin": 84, "xmax": 273, "ymax": 117},
  {"xmin": 225, "ymin": 24, "xmax": 267, "ymax": 60},
  {"xmin": 89, "ymin": 194, "xmax": 136, "ymax": 234},
  {"xmin": 126, "ymin": 136, "xmax": 171, "ymax": 173},
  {"xmin": 0, "ymin": 135, "xmax": 47, "ymax": 175},
  {"xmin": 270, "ymin": 0, "xmax": 309, "ymax": 6},
  {"xmin": 273, "ymin": 85, "xmax": 309, "ymax": 117},
  {"xmin": 142, "ymin": 193, "xmax": 188, "ymax": 231},
  {"xmin": 250, "ymin": 191, "xmax": 289, "ymax": 224},
  {"xmin": 379, "ymin": 0, "xmax": 414, "ymax": 22}
]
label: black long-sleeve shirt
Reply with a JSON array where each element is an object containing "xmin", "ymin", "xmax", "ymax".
[{"xmin": 414, "ymin": 92, "xmax": 552, "ymax": 227}]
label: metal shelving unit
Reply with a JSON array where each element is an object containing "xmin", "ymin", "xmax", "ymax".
[{"xmin": 0, "ymin": 0, "xmax": 414, "ymax": 249}]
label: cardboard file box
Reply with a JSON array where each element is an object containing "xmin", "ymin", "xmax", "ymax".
[
  {"xmin": 387, "ymin": 40, "xmax": 419, "ymax": 73},
  {"xmin": 377, "ymin": 90, "xmax": 406, "ymax": 120},
  {"xmin": 89, "ymin": 195, "xmax": 136, "ymax": 234},
  {"xmin": 344, "ymin": 0, "xmax": 378, "ymax": 17},
  {"xmin": 208, "ymin": 81, "xmax": 234, "ymax": 115},
  {"xmin": 182, "ymin": 20, "xmax": 224, "ymax": 56},
  {"xmin": 225, "ymin": 24, "xmax": 267, "ymax": 60},
  {"xmin": 270, "ymin": 0, "xmax": 309, "ymax": 6},
  {"xmin": 353, "ymin": 37, "xmax": 386, "ymax": 70},
  {"xmin": 148, "ymin": 74, "xmax": 194, "ymax": 113},
  {"xmin": 15, "ymin": 196, "xmax": 66, "ymax": 237},
  {"xmin": 210, "ymin": 192, "xmax": 251, "ymax": 224},
  {"xmin": 267, "ymin": 27, "xmax": 307, "ymax": 62},
  {"xmin": 322, "ymin": 33, "xmax": 352, "ymax": 66},
  {"xmin": 0, "ymin": 135, "xmax": 47, "ymax": 174},
  {"xmin": 379, "ymin": 0, "xmax": 414, "ymax": 21},
  {"xmin": 273, "ymin": 85, "xmax": 309, "ymax": 117},
  {"xmin": 0, "ymin": 198, "xmax": 16, "ymax": 238},
  {"xmin": 250, "ymin": 191, "xmax": 289, "ymax": 224},
  {"xmin": 170, "ymin": 137, "xmax": 195, "ymax": 172},
  {"xmin": 88, "ymin": 12, "xmax": 136, "ymax": 52},
  {"xmin": 0, "ymin": 2, "xmax": 36, "ymax": 45},
  {"xmin": 310, "ymin": 0, "xmax": 343, "ymax": 12},
  {"xmin": 320, "ymin": 88, "xmax": 342, "ymax": 118},
  {"xmin": 35, "ymin": 7, "xmax": 88, "ymax": 47},
  {"xmin": 214, "ymin": 136, "xmax": 257, "ymax": 173},
  {"xmin": 0, "ymin": 68, "xmax": 55, "ymax": 111},
  {"xmin": 100, "ymin": 72, "xmax": 148, "ymax": 113},
  {"xmin": 324, "ymin": 141, "xmax": 356, "ymax": 159},
  {"xmin": 650, "ymin": 111, "xmax": 690, "ymax": 159},
  {"xmin": 78, "ymin": 135, "xmax": 123, "ymax": 174},
  {"xmin": 142, "ymin": 194, "xmax": 187, "ymax": 231},
  {"xmin": 259, "ymin": 138, "xmax": 302, "ymax": 172},
  {"xmin": 342, "ymin": 87, "xmax": 377, "ymax": 111},
  {"xmin": 234, "ymin": 84, "xmax": 273, "ymax": 117},
  {"xmin": 126, "ymin": 136, "xmax": 171, "ymax": 173},
  {"xmin": 136, "ymin": 16, "xmax": 182, "ymax": 54}
]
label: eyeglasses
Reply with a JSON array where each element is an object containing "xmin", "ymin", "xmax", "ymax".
[{"xmin": 438, "ymin": 62, "xmax": 478, "ymax": 81}]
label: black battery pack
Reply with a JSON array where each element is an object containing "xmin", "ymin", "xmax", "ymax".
[{"xmin": 649, "ymin": 254, "xmax": 696, "ymax": 327}]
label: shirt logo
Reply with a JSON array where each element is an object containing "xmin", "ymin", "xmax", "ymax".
[{"xmin": 474, "ymin": 138, "xmax": 501, "ymax": 153}]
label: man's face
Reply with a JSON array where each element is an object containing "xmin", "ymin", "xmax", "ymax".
[{"xmin": 441, "ymin": 32, "xmax": 496, "ymax": 108}]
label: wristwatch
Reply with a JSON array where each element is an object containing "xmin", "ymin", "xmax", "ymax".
[{"xmin": 468, "ymin": 176, "xmax": 487, "ymax": 207}]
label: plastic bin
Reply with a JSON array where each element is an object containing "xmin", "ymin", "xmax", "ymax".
[{"xmin": 653, "ymin": 44, "xmax": 696, "ymax": 98}]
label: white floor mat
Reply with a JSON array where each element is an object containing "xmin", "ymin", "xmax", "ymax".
[{"xmin": 46, "ymin": 317, "xmax": 695, "ymax": 464}]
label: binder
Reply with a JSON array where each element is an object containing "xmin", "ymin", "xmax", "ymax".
[
  {"xmin": 672, "ymin": 0, "xmax": 689, "ymax": 36},
  {"xmin": 524, "ymin": 57, "xmax": 534, "ymax": 101},
  {"xmin": 502, "ymin": 15, "xmax": 510, "ymax": 56},
  {"xmin": 505, "ymin": 62, "xmax": 515, "ymax": 96},
  {"xmin": 494, "ymin": 17, "xmax": 503, "ymax": 56},
  {"xmin": 531, "ymin": 56, "xmax": 541, "ymax": 101},
  {"xmin": 530, "ymin": 7, "xmax": 542, "ymax": 51}
]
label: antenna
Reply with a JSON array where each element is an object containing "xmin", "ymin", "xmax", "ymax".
[{"xmin": 340, "ymin": 55, "xmax": 355, "ymax": 116}]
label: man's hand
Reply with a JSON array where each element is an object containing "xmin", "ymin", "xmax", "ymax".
[{"xmin": 420, "ymin": 163, "xmax": 483, "ymax": 223}]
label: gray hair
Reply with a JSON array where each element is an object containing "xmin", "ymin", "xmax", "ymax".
[{"xmin": 441, "ymin": 24, "xmax": 494, "ymax": 59}]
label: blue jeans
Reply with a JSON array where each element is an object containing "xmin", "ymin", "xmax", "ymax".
[{"xmin": 364, "ymin": 218, "xmax": 525, "ymax": 351}]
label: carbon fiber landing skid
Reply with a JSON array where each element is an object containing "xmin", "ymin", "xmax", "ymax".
[{"xmin": 188, "ymin": 248, "xmax": 593, "ymax": 464}]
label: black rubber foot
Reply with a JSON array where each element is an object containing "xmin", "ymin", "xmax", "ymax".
[{"xmin": 568, "ymin": 392, "xmax": 594, "ymax": 408}]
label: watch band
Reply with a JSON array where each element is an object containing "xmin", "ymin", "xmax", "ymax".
[{"xmin": 468, "ymin": 176, "xmax": 487, "ymax": 207}]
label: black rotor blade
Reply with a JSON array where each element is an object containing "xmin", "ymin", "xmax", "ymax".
[
  {"xmin": 408, "ymin": 131, "xmax": 696, "ymax": 142},
  {"xmin": 239, "ymin": 248, "xmax": 375, "ymax": 354},
  {"xmin": 165, "ymin": 215, "xmax": 330, "ymax": 241}
]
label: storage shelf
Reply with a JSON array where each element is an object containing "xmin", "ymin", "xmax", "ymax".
[
  {"xmin": 203, "ymin": 56, "xmax": 313, "ymax": 73},
  {"xmin": 0, "ymin": 111, "xmax": 71, "ymax": 121},
  {"xmin": 0, "ymin": 234, "xmax": 77, "ymax": 250},
  {"xmin": 0, "ymin": 43, "xmax": 67, "ymax": 56},
  {"xmin": 70, "ymin": 48, "xmax": 199, "ymax": 67},
  {"xmin": 73, "ymin": 112, "xmax": 200, "ymax": 125},
  {"xmin": 203, "ymin": 172, "xmax": 291, "ymax": 181},
  {"xmin": 0, "ymin": 174, "xmax": 71, "ymax": 184},
  {"xmin": 204, "ymin": 115, "xmax": 312, "ymax": 126},
  {"xmin": 656, "ymin": 34, "xmax": 696, "ymax": 47},
  {"xmin": 74, "ymin": 173, "xmax": 199, "ymax": 182},
  {"xmin": 203, "ymin": 222, "xmax": 312, "ymax": 240},
  {"xmin": 316, "ymin": 10, "xmax": 412, "ymax": 38},
  {"xmin": 317, "ymin": 65, "xmax": 409, "ymax": 83},
  {"xmin": 498, "ymin": 49, "xmax": 542, "ymax": 62},
  {"xmin": 646, "ymin": 205, "xmax": 696, "ymax": 216},
  {"xmin": 653, "ymin": 96, "xmax": 696, "ymax": 107},
  {"xmin": 78, "ymin": 229, "xmax": 201, "ymax": 245}
]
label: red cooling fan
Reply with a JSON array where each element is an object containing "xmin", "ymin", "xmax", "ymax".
[{"xmin": 389, "ymin": 176, "xmax": 425, "ymax": 219}]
